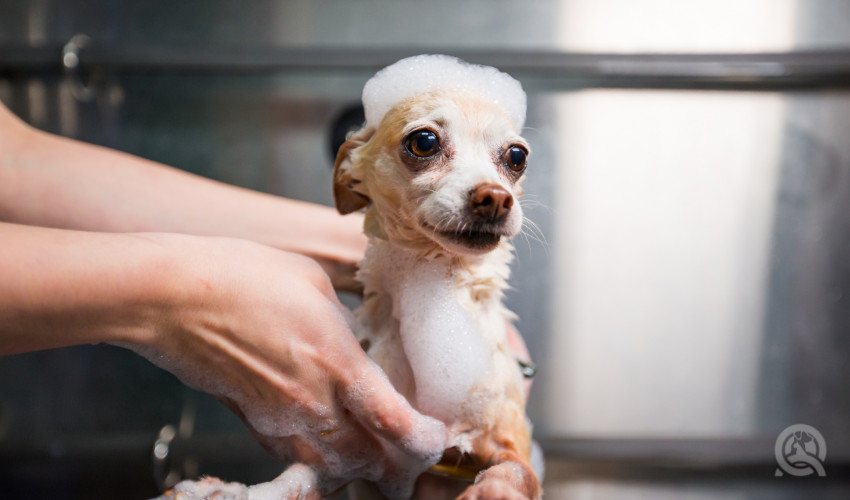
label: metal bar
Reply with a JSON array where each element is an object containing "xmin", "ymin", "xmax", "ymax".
[
  {"xmin": 2, "ymin": 45, "xmax": 850, "ymax": 90},
  {"xmin": 3, "ymin": 435, "xmax": 848, "ymax": 467},
  {"xmin": 540, "ymin": 437, "xmax": 850, "ymax": 466}
]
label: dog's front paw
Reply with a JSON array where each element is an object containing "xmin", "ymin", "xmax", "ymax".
[
  {"xmin": 456, "ymin": 477, "xmax": 528, "ymax": 500},
  {"xmin": 456, "ymin": 460, "xmax": 540, "ymax": 500},
  {"xmin": 158, "ymin": 476, "xmax": 249, "ymax": 500},
  {"xmin": 248, "ymin": 463, "xmax": 321, "ymax": 500},
  {"xmin": 155, "ymin": 464, "xmax": 321, "ymax": 500}
]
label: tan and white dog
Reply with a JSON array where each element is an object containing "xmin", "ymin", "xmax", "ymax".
[
  {"xmin": 159, "ymin": 55, "xmax": 540, "ymax": 500},
  {"xmin": 337, "ymin": 56, "xmax": 540, "ymax": 500}
]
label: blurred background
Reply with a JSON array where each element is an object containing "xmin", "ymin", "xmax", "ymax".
[{"xmin": 1, "ymin": 0, "xmax": 849, "ymax": 498}]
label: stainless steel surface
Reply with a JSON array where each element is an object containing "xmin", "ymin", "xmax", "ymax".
[
  {"xmin": 2, "ymin": 0, "xmax": 850, "ymax": 53},
  {"xmin": 1, "ymin": 1, "xmax": 850, "ymax": 499},
  {"xmin": 530, "ymin": 88, "xmax": 850, "ymax": 439}
]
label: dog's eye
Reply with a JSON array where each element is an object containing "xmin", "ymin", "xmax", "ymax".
[
  {"xmin": 405, "ymin": 130, "xmax": 440, "ymax": 158},
  {"xmin": 505, "ymin": 145, "xmax": 528, "ymax": 172}
]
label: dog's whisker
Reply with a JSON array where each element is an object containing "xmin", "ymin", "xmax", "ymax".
[
  {"xmin": 522, "ymin": 233, "xmax": 548, "ymax": 255},
  {"xmin": 441, "ymin": 215, "xmax": 458, "ymax": 234},
  {"xmin": 522, "ymin": 217, "xmax": 546, "ymax": 241},
  {"xmin": 513, "ymin": 223, "xmax": 531, "ymax": 253},
  {"xmin": 431, "ymin": 213, "xmax": 453, "ymax": 234},
  {"xmin": 518, "ymin": 197, "xmax": 545, "ymax": 207},
  {"xmin": 520, "ymin": 230, "xmax": 534, "ymax": 255},
  {"xmin": 522, "ymin": 219, "xmax": 547, "ymax": 246},
  {"xmin": 517, "ymin": 197, "xmax": 552, "ymax": 213},
  {"xmin": 518, "ymin": 217, "xmax": 549, "ymax": 255}
]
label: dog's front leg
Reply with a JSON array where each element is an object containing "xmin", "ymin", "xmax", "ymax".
[
  {"xmin": 160, "ymin": 463, "xmax": 321, "ymax": 500},
  {"xmin": 455, "ymin": 452, "xmax": 540, "ymax": 500},
  {"xmin": 247, "ymin": 463, "xmax": 321, "ymax": 500}
]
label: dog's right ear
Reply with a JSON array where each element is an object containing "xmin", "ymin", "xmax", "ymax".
[{"xmin": 333, "ymin": 126, "xmax": 374, "ymax": 215}]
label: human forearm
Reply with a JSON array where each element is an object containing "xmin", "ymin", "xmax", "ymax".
[
  {"xmin": 0, "ymin": 104, "xmax": 365, "ymax": 286},
  {"xmin": 0, "ymin": 222, "xmax": 176, "ymax": 355}
]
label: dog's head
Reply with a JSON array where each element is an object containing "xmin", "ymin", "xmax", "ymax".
[{"xmin": 333, "ymin": 57, "xmax": 529, "ymax": 256}]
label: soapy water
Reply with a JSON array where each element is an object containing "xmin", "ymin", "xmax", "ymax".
[{"xmin": 362, "ymin": 54, "xmax": 527, "ymax": 130}]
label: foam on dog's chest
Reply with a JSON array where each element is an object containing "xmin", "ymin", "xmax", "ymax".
[{"xmin": 374, "ymin": 245, "xmax": 491, "ymax": 420}]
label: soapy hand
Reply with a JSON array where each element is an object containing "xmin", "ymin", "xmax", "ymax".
[{"xmin": 132, "ymin": 235, "xmax": 445, "ymax": 498}]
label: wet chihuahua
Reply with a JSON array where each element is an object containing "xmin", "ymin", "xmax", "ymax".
[{"xmin": 336, "ymin": 64, "xmax": 540, "ymax": 499}]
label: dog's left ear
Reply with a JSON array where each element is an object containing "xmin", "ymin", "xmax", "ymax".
[{"xmin": 333, "ymin": 126, "xmax": 374, "ymax": 215}]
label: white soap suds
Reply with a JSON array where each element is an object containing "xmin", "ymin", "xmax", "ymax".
[
  {"xmin": 363, "ymin": 54, "xmax": 527, "ymax": 130},
  {"xmin": 247, "ymin": 464, "xmax": 318, "ymax": 500},
  {"xmin": 367, "ymin": 243, "xmax": 493, "ymax": 421},
  {"xmin": 158, "ymin": 477, "xmax": 248, "ymax": 499}
]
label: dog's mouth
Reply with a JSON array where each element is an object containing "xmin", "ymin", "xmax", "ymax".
[
  {"xmin": 421, "ymin": 221, "xmax": 506, "ymax": 253},
  {"xmin": 438, "ymin": 227, "xmax": 501, "ymax": 250}
]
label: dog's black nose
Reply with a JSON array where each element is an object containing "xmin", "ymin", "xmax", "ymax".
[{"xmin": 470, "ymin": 184, "xmax": 513, "ymax": 222}]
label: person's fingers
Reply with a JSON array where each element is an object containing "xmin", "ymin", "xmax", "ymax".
[
  {"xmin": 505, "ymin": 320, "xmax": 534, "ymax": 401},
  {"xmin": 314, "ymin": 255, "xmax": 364, "ymax": 295},
  {"xmin": 243, "ymin": 425, "xmax": 328, "ymax": 466},
  {"xmin": 251, "ymin": 463, "xmax": 321, "ymax": 500},
  {"xmin": 337, "ymin": 358, "xmax": 445, "ymax": 461},
  {"xmin": 311, "ymin": 293, "xmax": 429, "ymax": 447},
  {"xmin": 214, "ymin": 395, "xmax": 246, "ymax": 421},
  {"xmin": 289, "ymin": 253, "xmax": 338, "ymax": 301},
  {"xmin": 505, "ymin": 320, "xmax": 531, "ymax": 363},
  {"xmin": 317, "ymin": 292, "xmax": 446, "ymax": 462}
]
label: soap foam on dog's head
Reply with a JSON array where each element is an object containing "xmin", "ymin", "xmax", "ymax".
[{"xmin": 362, "ymin": 54, "xmax": 527, "ymax": 130}]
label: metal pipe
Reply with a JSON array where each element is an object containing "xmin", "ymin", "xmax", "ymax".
[{"xmin": 2, "ymin": 45, "xmax": 850, "ymax": 89}]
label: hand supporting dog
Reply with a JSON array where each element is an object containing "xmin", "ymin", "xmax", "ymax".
[{"xmin": 125, "ymin": 236, "xmax": 446, "ymax": 500}]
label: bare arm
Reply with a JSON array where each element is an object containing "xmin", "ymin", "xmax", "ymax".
[
  {"xmin": 0, "ymin": 222, "xmax": 173, "ymax": 355},
  {"xmin": 0, "ymin": 102, "xmax": 365, "ymax": 291}
]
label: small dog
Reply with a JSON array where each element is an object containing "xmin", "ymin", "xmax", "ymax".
[{"xmin": 337, "ymin": 55, "xmax": 540, "ymax": 500}]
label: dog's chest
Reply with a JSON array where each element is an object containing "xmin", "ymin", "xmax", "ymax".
[{"xmin": 356, "ymin": 242, "xmax": 518, "ymax": 428}]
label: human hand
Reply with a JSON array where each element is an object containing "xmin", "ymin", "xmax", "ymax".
[
  {"xmin": 130, "ymin": 235, "xmax": 445, "ymax": 498},
  {"xmin": 272, "ymin": 203, "xmax": 367, "ymax": 295},
  {"xmin": 505, "ymin": 321, "xmax": 534, "ymax": 402}
]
